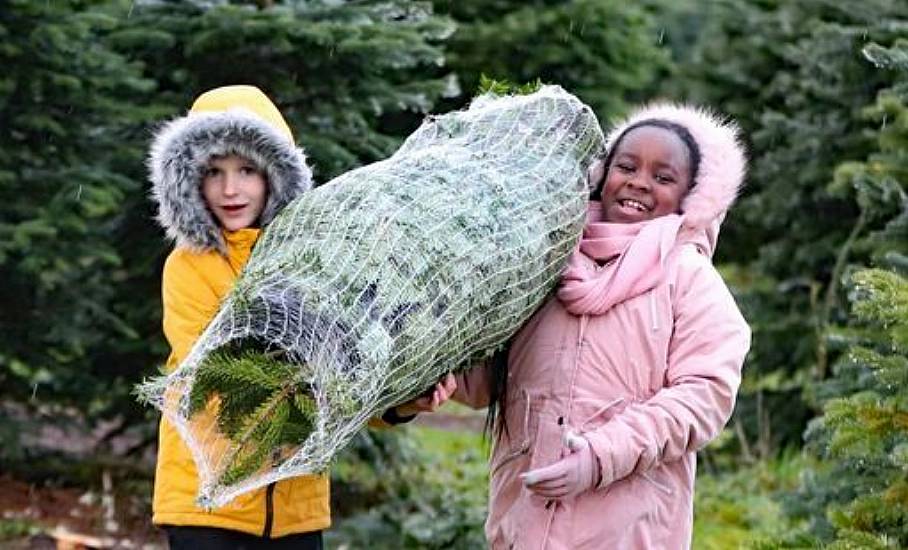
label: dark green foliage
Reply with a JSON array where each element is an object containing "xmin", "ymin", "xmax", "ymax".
[
  {"xmin": 113, "ymin": 0, "xmax": 456, "ymax": 179},
  {"xmin": 0, "ymin": 0, "xmax": 166, "ymax": 459},
  {"xmin": 679, "ymin": 0, "xmax": 908, "ymax": 292},
  {"xmin": 188, "ymin": 348, "xmax": 317, "ymax": 485},
  {"xmin": 742, "ymin": 32, "xmax": 908, "ymax": 548},
  {"xmin": 666, "ymin": 0, "xmax": 908, "ymax": 458},
  {"xmin": 1, "ymin": 0, "xmax": 458, "ymax": 472},
  {"xmin": 328, "ymin": 425, "xmax": 488, "ymax": 549},
  {"xmin": 432, "ymin": 0, "xmax": 670, "ymax": 120},
  {"xmin": 0, "ymin": 518, "xmax": 39, "ymax": 540},
  {"xmin": 778, "ymin": 269, "xmax": 908, "ymax": 548}
]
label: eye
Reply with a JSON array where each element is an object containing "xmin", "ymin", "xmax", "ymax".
[
  {"xmin": 655, "ymin": 173, "xmax": 676, "ymax": 184},
  {"xmin": 203, "ymin": 166, "xmax": 221, "ymax": 178},
  {"xmin": 240, "ymin": 165, "xmax": 260, "ymax": 176},
  {"xmin": 614, "ymin": 162, "xmax": 636, "ymax": 173}
]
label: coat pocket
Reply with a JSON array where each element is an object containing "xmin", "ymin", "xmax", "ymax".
[
  {"xmin": 490, "ymin": 389, "xmax": 544, "ymax": 476},
  {"xmin": 569, "ymin": 396, "xmax": 627, "ymax": 437}
]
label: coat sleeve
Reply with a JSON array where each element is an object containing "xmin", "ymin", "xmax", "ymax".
[
  {"xmin": 451, "ymin": 360, "xmax": 493, "ymax": 409},
  {"xmin": 160, "ymin": 250, "xmax": 221, "ymax": 373},
  {"xmin": 584, "ymin": 250, "xmax": 750, "ymax": 488},
  {"xmin": 369, "ymin": 359, "xmax": 493, "ymax": 430}
]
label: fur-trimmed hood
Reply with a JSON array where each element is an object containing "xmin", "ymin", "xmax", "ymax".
[
  {"xmin": 148, "ymin": 85, "xmax": 312, "ymax": 254},
  {"xmin": 590, "ymin": 102, "xmax": 747, "ymax": 256}
]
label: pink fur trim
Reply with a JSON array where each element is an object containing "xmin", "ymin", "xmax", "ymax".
[{"xmin": 604, "ymin": 103, "xmax": 747, "ymax": 230}]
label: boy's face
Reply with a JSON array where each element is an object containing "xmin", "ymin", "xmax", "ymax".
[
  {"xmin": 600, "ymin": 126, "xmax": 692, "ymax": 224},
  {"xmin": 202, "ymin": 155, "xmax": 268, "ymax": 232}
]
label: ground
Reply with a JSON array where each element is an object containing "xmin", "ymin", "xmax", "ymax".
[
  {"xmin": 0, "ymin": 405, "xmax": 484, "ymax": 549},
  {"xmin": 0, "ymin": 474, "xmax": 164, "ymax": 549}
]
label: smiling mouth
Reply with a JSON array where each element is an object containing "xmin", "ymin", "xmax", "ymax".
[
  {"xmin": 222, "ymin": 205, "xmax": 247, "ymax": 212},
  {"xmin": 618, "ymin": 199, "xmax": 650, "ymax": 212}
]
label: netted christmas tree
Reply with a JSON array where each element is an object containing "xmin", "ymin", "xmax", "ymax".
[{"xmin": 138, "ymin": 85, "xmax": 603, "ymax": 507}]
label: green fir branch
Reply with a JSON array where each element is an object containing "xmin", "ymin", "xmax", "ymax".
[
  {"xmin": 189, "ymin": 348, "xmax": 317, "ymax": 485},
  {"xmin": 222, "ymin": 400, "xmax": 291, "ymax": 487},
  {"xmin": 477, "ymin": 74, "xmax": 543, "ymax": 96}
]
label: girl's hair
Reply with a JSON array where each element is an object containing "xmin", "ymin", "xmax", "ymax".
[
  {"xmin": 589, "ymin": 118, "xmax": 701, "ymax": 200},
  {"xmin": 484, "ymin": 343, "xmax": 511, "ymax": 442}
]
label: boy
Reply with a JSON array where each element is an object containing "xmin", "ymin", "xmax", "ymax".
[
  {"xmin": 149, "ymin": 85, "xmax": 327, "ymax": 548},
  {"xmin": 148, "ymin": 84, "xmax": 454, "ymax": 548}
]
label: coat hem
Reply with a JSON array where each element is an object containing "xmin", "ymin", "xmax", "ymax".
[{"xmin": 154, "ymin": 511, "xmax": 331, "ymax": 538}]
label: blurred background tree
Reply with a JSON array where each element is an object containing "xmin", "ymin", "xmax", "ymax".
[
  {"xmin": 655, "ymin": 0, "xmax": 908, "ymax": 463},
  {"xmin": 431, "ymin": 0, "xmax": 670, "ymax": 117},
  {"xmin": 0, "ymin": 0, "xmax": 458, "ymax": 480},
  {"xmin": 767, "ymin": 37, "xmax": 908, "ymax": 548},
  {"xmin": 0, "ymin": 0, "xmax": 164, "ymax": 469}
]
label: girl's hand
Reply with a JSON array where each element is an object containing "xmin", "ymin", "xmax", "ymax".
[
  {"xmin": 520, "ymin": 432, "xmax": 599, "ymax": 499},
  {"xmin": 394, "ymin": 373, "xmax": 458, "ymax": 417}
]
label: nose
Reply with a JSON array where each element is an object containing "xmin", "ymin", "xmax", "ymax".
[
  {"xmin": 222, "ymin": 171, "xmax": 239, "ymax": 196},
  {"xmin": 626, "ymin": 174, "xmax": 652, "ymax": 191}
]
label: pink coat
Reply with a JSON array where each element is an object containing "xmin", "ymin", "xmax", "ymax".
[
  {"xmin": 456, "ymin": 243, "xmax": 749, "ymax": 549},
  {"xmin": 454, "ymin": 103, "xmax": 750, "ymax": 549}
]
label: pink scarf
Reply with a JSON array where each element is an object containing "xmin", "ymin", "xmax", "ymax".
[{"xmin": 557, "ymin": 203, "xmax": 683, "ymax": 315}]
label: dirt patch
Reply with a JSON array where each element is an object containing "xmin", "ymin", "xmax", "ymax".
[{"xmin": 0, "ymin": 475, "xmax": 164, "ymax": 549}]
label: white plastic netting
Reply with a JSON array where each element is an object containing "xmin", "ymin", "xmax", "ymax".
[{"xmin": 138, "ymin": 85, "xmax": 604, "ymax": 508}]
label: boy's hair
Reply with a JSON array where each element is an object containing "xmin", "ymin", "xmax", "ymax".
[{"xmin": 148, "ymin": 85, "xmax": 312, "ymax": 253}]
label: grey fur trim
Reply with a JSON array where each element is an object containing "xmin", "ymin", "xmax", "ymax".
[{"xmin": 148, "ymin": 108, "xmax": 313, "ymax": 253}]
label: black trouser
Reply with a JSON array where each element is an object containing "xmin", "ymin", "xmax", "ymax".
[{"xmin": 165, "ymin": 526, "xmax": 323, "ymax": 550}]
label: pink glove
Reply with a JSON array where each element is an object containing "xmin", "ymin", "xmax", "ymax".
[{"xmin": 520, "ymin": 431, "xmax": 599, "ymax": 499}]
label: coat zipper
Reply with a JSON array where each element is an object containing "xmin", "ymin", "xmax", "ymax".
[
  {"xmin": 262, "ymin": 482, "xmax": 276, "ymax": 538},
  {"xmin": 540, "ymin": 310, "xmax": 590, "ymax": 550}
]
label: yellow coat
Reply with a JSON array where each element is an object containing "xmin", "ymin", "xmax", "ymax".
[{"xmin": 153, "ymin": 228, "xmax": 331, "ymax": 537}]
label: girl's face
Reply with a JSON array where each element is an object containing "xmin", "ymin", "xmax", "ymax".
[
  {"xmin": 599, "ymin": 126, "xmax": 692, "ymax": 224},
  {"xmin": 202, "ymin": 155, "xmax": 268, "ymax": 231}
]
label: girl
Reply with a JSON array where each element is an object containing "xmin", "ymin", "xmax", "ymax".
[{"xmin": 454, "ymin": 103, "xmax": 751, "ymax": 549}]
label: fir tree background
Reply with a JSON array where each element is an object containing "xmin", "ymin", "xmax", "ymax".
[{"xmin": 0, "ymin": 0, "xmax": 906, "ymax": 547}]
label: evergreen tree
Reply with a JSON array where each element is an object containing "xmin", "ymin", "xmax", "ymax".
[
  {"xmin": 773, "ymin": 38, "xmax": 908, "ymax": 548},
  {"xmin": 764, "ymin": 265, "xmax": 908, "ymax": 548},
  {"xmin": 431, "ymin": 0, "xmax": 670, "ymax": 120},
  {"xmin": 0, "ymin": 0, "xmax": 457, "ymax": 471},
  {"xmin": 111, "ymin": 0, "xmax": 456, "ymax": 179},
  {"xmin": 671, "ymin": 0, "xmax": 908, "ymax": 455},
  {"xmin": 0, "ymin": 0, "xmax": 163, "ymax": 464}
]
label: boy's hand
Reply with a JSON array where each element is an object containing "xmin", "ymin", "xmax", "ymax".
[{"xmin": 394, "ymin": 373, "xmax": 458, "ymax": 417}]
